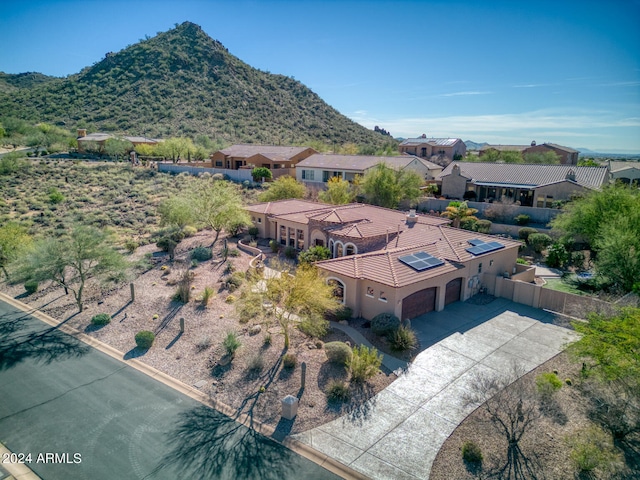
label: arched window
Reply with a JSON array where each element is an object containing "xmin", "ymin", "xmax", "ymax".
[
  {"xmin": 336, "ymin": 243, "xmax": 344, "ymax": 257},
  {"xmin": 345, "ymin": 243, "xmax": 356, "ymax": 256},
  {"xmin": 328, "ymin": 278, "xmax": 345, "ymax": 304},
  {"xmin": 329, "ymin": 240, "xmax": 334, "ymax": 255}
]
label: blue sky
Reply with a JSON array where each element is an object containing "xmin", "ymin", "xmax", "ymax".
[{"xmin": 1, "ymin": 0, "xmax": 639, "ymax": 152}]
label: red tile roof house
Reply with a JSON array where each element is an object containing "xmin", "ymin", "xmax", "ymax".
[
  {"xmin": 209, "ymin": 145, "xmax": 317, "ymax": 177},
  {"xmin": 437, "ymin": 162, "xmax": 608, "ymax": 207},
  {"xmin": 246, "ymin": 199, "xmax": 523, "ymax": 321},
  {"xmin": 398, "ymin": 135, "xmax": 467, "ymax": 166},
  {"xmin": 295, "ymin": 153, "xmax": 442, "ymax": 184},
  {"xmin": 479, "ymin": 141, "xmax": 579, "ymax": 165}
]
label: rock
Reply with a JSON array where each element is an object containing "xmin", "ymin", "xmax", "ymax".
[{"xmin": 249, "ymin": 324, "xmax": 262, "ymax": 335}]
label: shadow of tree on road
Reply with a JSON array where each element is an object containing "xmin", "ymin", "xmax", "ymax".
[{"xmin": 0, "ymin": 305, "xmax": 89, "ymax": 371}]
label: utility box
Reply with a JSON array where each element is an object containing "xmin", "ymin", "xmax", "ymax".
[{"xmin": 281, "ymin": 395, "xmax": 299, "ymax": 420}]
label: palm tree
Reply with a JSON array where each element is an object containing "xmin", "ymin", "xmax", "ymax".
[{"xmin": 441, "ymin": 201, "xmax": 478, "ymax": 228}]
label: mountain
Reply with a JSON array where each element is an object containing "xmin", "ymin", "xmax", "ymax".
[
  {"xmin": 464, "ymin": 140, "xmax": 488, "ymax": 150},
  {"xmin": 0, "ymin": 22, "xmax": 391, "ymax": 146}
]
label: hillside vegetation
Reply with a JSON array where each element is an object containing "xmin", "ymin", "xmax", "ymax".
[{"xmin": 0, "ymin": 22, "xmax": 393, "ymax": 148}]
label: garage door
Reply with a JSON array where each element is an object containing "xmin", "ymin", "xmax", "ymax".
[
  {"xmin": 401, "ymin": 287, "xmax": 436, "ymax": 319},
  {"xmin": 445, "ymin": 278, "xmax": 462, "ymax": 306}
]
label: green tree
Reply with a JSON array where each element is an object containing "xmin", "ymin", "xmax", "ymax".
[
  {"xmin": 298, "ymin": 246, "xmax": 331, "ymax": 265},
  {"xmin": 251, "ymin": 167, "xmax": 272, "ymax": 182},
  {"xmin": 158, "ymin": 195, "xmax": 196, "ymax": 229},
  {"xmin": 258, "ymin": 176, "xmax": 306, "ymax": 202},
  {"xmin": 440, "ymin": 201, "xmax": 478, "ymax": 228},
  {"xmin": 258, "ymin": 263, "xmax": 339, "ymax": 349},
  {"xmin": 16, "ymin": 226, "xmax": 126, "ymax": 312},
  {"xmin": 104, "ymin": 137, "xmax": 134, "ymax": 161},
  {"xmin": 318, "ymin": 176, "xmax": 355, "ymax": 205},
  {"xmin": 361, "ymin": 163, "xmax": 423, "ymax": 209},
  {"xmin": 550, "ymin": 185, "xmax": 640, "ymax": 292},
  {"xmin": 191, "ymin": 180, "xmax": 251, "ymax": 245},
  {"xmin": 523, "ymin": 151, "xmax": 560, "ymax": 164},
  {"xmin": 0, "ymin": 222, "xmax": 32, "ymax": 279}
]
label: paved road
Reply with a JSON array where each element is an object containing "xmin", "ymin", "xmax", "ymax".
[
  {"xmin": 0, "ymin": 300, "xmax": 339, "ymax": 480},
  {"xmin": 294, "ymin": 298, "xmax": 580, "ymax": 479}
]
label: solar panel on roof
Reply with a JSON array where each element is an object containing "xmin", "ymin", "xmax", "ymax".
[
  {"xmin": 465, "ymin": 239, "xmax": 505, "ymax": 256},
  {"xmin": 398, "ymin": 252, "xmax": 445, "ymax": 271}
]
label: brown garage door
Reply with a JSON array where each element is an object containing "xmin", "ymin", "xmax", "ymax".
[
  {"xmin": 445, "ymin": 278, "xmax": 462, "ymax": 306},
  {"xmin": 401, "ymin": 287, "xmax": 436, "ymax": 319}
]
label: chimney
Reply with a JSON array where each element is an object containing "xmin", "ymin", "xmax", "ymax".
[
  {"xmin": 531, "ymin": 140, "xmax": 536, "ymax": 146},
  {"xmin": 421, "ymin": 133, "xmax": 427, "ymax": 139},
  {"xmin": 77, "ymin": 129, "xmax": 87, "ymax": 138},
  {"xmin": 406, "ymin": 209, "xmax": 417, "ymax": 225},
  {"xmin": 566, "ymin": 169, "xmax": 576, "ymax": 182}
]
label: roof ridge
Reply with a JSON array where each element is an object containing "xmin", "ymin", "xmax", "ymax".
[
  {"xmin": 386, "ymin": 251, "xmax": 399, "ymax": 287},
  {"xmin": 439, "ymin": 227, "xmax": 463, "ymax": 262}
]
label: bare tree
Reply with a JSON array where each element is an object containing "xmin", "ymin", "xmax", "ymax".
[{"xmin": 464, "ymin": 362, "xmax": 542, "ymax": 479}]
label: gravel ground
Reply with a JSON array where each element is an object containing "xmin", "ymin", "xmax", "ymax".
[{"xmin": 3, "ymin": 231, "xmax": 394, "ymax": 436}]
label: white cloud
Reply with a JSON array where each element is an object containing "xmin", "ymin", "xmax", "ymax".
[{"xmin": 438, "ymin": 91, "xmax": 493, "ymax": 97}]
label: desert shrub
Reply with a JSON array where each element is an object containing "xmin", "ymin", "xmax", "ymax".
[
  {"xmin": 349, "ymin": 345, "xmax": 382, "ymax": 382},
  {"xmin": 246, "ymin": 353, "xmax": 265, "ymax": 373},
  {"xmin": 191, "ymin": 246, "xmax": 212, "ymax": 262},
  {"xmin": 91, "ymin": 313, "xmax": 111, "ymax": 326},
  {"xmin": 225, "ymin": 271, "xmax": 245, "ymax": 292},
  {"xmin": 546, "ymin": 243, "xmax": 569, "ymax": 268},
  {"xmin": 325, "ymin": 341, "xmax": 353, "ymax": 365},
  {"xmin": 536, "ymin": 372, "xmax": 563, "ymax": 398},
  {"xmin": 24, "ymin": 279, "xmax": 39, "ymax": 294},
  {"xmin": 566, "ymin": 426, "xmax": 622, "ymax": 474},
  {"xmin": 248, "ymin": 226, "xmax": 259, "ymax": 238},
  {"xmin": 200, "ymin": 286, "xmax": 214, "ymax": 306},
  {"xmin": 326, "ymin": 381, "xmax": 351, "ymax": 402},
  {"xmin": 225, "ymin": 295, "xmax": 236, "ymax": 304},
  {"xmin": 195, "ymin": 336, "xmax": 211, "ymax": 352},
  {"xmin": 334, "ymin": 306, "xmax": 353, "ymax": 322},
  {"xmin": 298, "ymin": 316, "xmax": 329, "ymax": 338},
  {"xmin": 371, "ymin": 312, "xmax": 401, "ymax": 337},
  {"xmin": 298, "ymin": 245, "xmax": 331, "ymax": 265},
  {"xmin": 227, "ymin": 248, "xmax": 240, "ymax": 257},
  {"xmin": 518, "ymin": 227, "xmax": 538, "ymax": 242},
  {"xmin": 124, "ymin": 239, "xmax": 139, "ymax": 253},
  {"xmin": 263, "ymin": 333, "xmax": 272, "ymax": 346},
  {"xmin": 476, "ymin": 219, "xmax": 492, "ymax": 233},
  {"xmin": 462, "ymin": 440, "xmax": 483, "ymax": 464},
  {"xmin": 135, "ymin": 330, "xmax": 155, "ymax": 349},
  {"xmin": 516, "ymin": 257, "xmax": 529, "ymax": 265},
  {"xmin": 174, "ymin": 270, "xmax": 193, "ymax": 303},
  {"xmin": 514, "ymin": 214, "xmax": 530, "ymax": 225},
  {"xmin": 528, "ymin": 233, "xmax": 553, "ymax": 253},
  {"xmin": 182, "ymin": 225, "xmax": 197, "ymax": 237},
  {"xmin": 157, "ymin": 236, "xmax": 177, "ymax": 253},
  {"xmin": 282, "ymin": 353, "xmax": 297, "ymax": 369},
  {"xmin": 459, "ymin": 217, "xmax": 478, "ymax": 231},
  {"xmin": 48, "ymin": 187, "xmax": 65, "ymax": 204},
  {"xmin": 390, "ymin": 325, "xmax": 418, "ymax": 352},
  {"xmin": 284, "ymin": 246, "xmax": 297, "ymax": 259},
  {"xmin": 223, "ymin": 331, "xmax": 241, "ymax": 356},
  {"xmin": 269, "ymin": 239, "xmax": 279, "ymax": 253}
]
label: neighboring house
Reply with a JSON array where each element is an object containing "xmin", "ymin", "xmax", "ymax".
[
  {"xmin": 398, "ymin": 135, "xmax": 467, "ymax": 165},
  {"xmin": 437, "ymin": 162, "xmax": 609, "ymax": 207},
  {"xmin": 246, "ymin": 199, "xmax": 522, "ymax": 320},
  {"xmin": 209, "ymin": 145, "xmax": 316, "ymax": 171},
  {"xmin": 608, "ymin": 160, "xmax": 640, "ymax": 186},
  {"xmin": 76, "ymin": 129, "xmax": 160, "ymax": 153},
  {"xmin": 295, "ymin": 153, "xmax": 442, "ymax": 184},
  {"xmin": 479, "ymin": 141, "xmax": 579, "ymax": 165}
]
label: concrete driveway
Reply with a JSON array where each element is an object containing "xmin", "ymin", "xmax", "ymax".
[{"xmin": 293, "ymin": 298, "xmax": 580, "ymax": 479}]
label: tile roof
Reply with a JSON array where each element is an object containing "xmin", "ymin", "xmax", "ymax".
[
  {"xmin": 437, "ymin": 162, "xmax": 608, "ymax": 189},
  {"xmin": 296, "ymin": 154, "xmax": 440, "ymax": 171},
  {"xmin": 217, "ymin": 144, "xmax": 313, "ymax": 161},
  {"xmin": 400, "ymin": 138, "xmax": 461, "ymax": 147},
  {"xmin": 245, "ymin": 199, "xmax": 332, "ymax": 216},
  {"xmin": 317, "ymin": 227, "xmax": 520, "ymax": 287},
  {"xmin": 479, "ymin": 144, "xmax": 529, "ymax": 152},
  {"xmin": 544, "ymin": 143, "xmax": 579, "ymax": 154},
  {"xmin": 609, "ymin": 161, "xmax": 640, "ymax": 173}
]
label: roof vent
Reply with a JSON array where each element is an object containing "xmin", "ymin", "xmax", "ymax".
[
  {"xmin": 566, "ymin": 169, "xmax": 576, "ymax": 181},
  {"xmin": 406, "ymin": 209, "xmax": 417, "ymax": 225}
]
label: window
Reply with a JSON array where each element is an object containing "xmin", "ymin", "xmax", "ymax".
[
  {"xmin": 421, "ymin": 147, "xmax": 427, "ymax": 157},
  {"xmin": 215, "ymin": 161, "xmax": 223, "ymax": 167},
  {"xmin": 345, "ymin": 244, "xmax": 356, "ymax": 256},
  {"xmin": 289, "ymin": 228, "xmax": 296, "ymax": 246},
  {"xmin": 379, "ymin": 291, "xmax": 387, "ymax": 302},
  {"xmin": 478, "ymin": 263, "xmax": 483, "ymax": 274},
  {"xmin": 490, "ymin": 260, "xmax": 494, "ymax": 266},
  {"xmin": 301, "ymin": 170, "xmax": 315, "ymax": 181},
  {"xmin": 315, "ymin": 238, "xmax": 324, "ymax": 247},
  {"xmin": 336, "ymin": 243, "xmax": 344, "ymax": 257},
  {"xmin": 280, "ymin": 225, "xmax": 287, "ymax": 245},
  {"xmin": 257, "ymin": 218, "xmax": 262, "ymax": 224},
  {"xmin": 328, "ymin": 279, "xmax": 345, "ymax": 304},
  {"xmin": 323, "ymin": 171, "xmax": 331, "ymax": 182},
  {"xmin": 297, "ymin": 230, "xmax": 304, "ymax": 250},
  {"xmin": 366, "ymin": 287, "xmax": 374, "ymax": 298}
]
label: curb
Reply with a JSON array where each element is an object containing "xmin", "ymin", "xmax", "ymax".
[{"xmin": 0, "ymin": 293, "xmax": 365, "ymax": 480}]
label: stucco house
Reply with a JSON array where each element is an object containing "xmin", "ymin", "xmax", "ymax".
[
  {"xmin": 437, "ymin": 162, "xmax": 608, "ymax": 207},
  {"xmin": 295, "ymin": 153, "xmax": 442, "ymax": 184},
  {"xmin": 479, "ymin": 141, "xmax": 579, "ymax": 165},
  {"xmin": 210, "ymin": 145, "xmax": 316, "ymax": 171},
  {"xmin": 76, "ymin": 129, "xmax": 160, "ymax": 153},
  {"xmin": 246, "ymin": 199, "xmax": 522, "ymax": 320},
  {"xmin": 608, "ymin": 161, "xmax": 640, "ymax": 186},
  {"xmin": 398, "ymin": 136, "xmax": 467, "ymax": 165}
]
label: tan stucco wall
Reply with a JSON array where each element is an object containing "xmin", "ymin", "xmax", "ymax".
[
  {"xmin": 440, "ymin": 167, "xmax": 469, "ymax": 198},
  {"xmin": 534, "ymin": 182, "xmax": 588, "ymax": 205}
]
